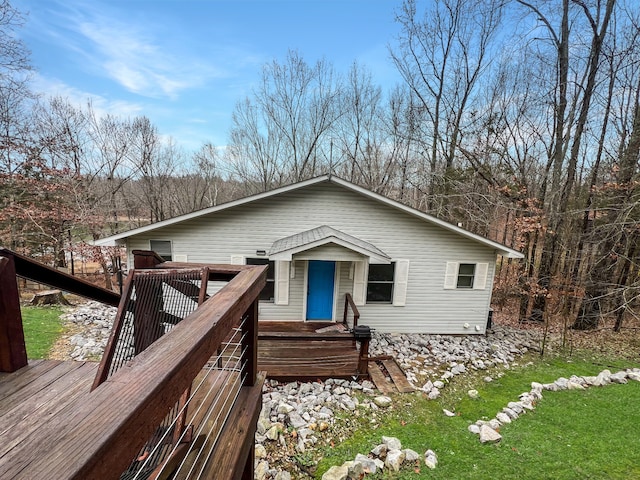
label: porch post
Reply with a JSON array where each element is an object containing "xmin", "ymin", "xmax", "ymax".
[{"xmin": 0, "ymin": 254, "xmax": 28, "ymax": 372}]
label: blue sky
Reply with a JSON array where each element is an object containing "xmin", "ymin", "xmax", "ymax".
[{"xmin": 14, "ymin": 0, "xmax": 403, "ymax": 152}]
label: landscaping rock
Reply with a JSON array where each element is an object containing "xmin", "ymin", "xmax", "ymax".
[
  {"xmin": 373, "ymin": 396, "xmax": 392, "ymax": 408},
  {"xmin": 384, "ymin": 449, "xmax": 405, "ymax": 472},
  {"xmin": 496, "ymin": 412, "xmax": 511, "ymax": 424},
  {"xmin": 479, "ymin": 425, "xmax": 502, "ymax": 444},
  {"xmin": 321, "ymin": 464, "xmax": 348, "ymax": 480},
  {"xmin": 424, "ymin": 449, "xmax": 438, "ymax": 469},
  {"xmin": 403, "ymin": 448, "xmax": 420, "ymax": 462},
  {"xmin": 370, "ymin": 444, "xmax": 387, "ymax": 458},
  {"xmin": 610, "ymin": 371, "xmax": 628, "ymax": 384},
  {"xmin": 468, "ymin": 424, "xmax": 481, "ymax": 434},
  {"xmin": 382, "ymin": 436, "xmax": 402, "ymax": 450},
  {"xmin": 255, "ymin": 443, "xmax": 267, "ymax": 458},
  {"xmin": 346, "ymin": 460, "xmax": 365, "ymax": 478},
  {"xmin": 354, "ymin": 453, "xmax": 378, "ymax": 474},
  {"xmin": 255, "ymin": 460, "xmax": 270, "ymax": 480}
]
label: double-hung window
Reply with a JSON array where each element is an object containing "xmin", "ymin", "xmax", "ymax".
[
  {"xmin": 246, "ymin": 258, "xmax": 275, "ymax": 302},
  {"xmin": 150, "ymin": 240, "xmax": 172, "ymax": 261},
  {"xmin": 456, "ymin": 263, "xmax": 475, "ymax": 288},
  {"xmin": 366, "ymin": 263, "xmax": 395, "ymax": 303}
]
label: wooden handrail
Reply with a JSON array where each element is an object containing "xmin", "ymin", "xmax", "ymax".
[
  {"xmin": 3, "ymin": 263, "xmax": 267, "ymax": 479},
  {"xmin": 343, "ymin": 292, "xmax": 360, "ymax": 329},
  {"xmin": 0, "ymin": 247, "xmax": 120, "ymax": 307}
]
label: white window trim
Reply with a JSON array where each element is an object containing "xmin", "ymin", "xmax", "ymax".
[{"xmin": 365, "ymin": 261, "xmax": 396, "ymax": 305}]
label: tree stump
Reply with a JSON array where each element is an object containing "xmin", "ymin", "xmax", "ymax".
[{"xmin": 30, "ymin": 290, "xmax": 71, "ymax": 306}]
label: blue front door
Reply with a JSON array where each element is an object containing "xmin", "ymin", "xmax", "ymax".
[{"xmin": 307, "ymin": 260, "xmax": 335, "ymax": 320}]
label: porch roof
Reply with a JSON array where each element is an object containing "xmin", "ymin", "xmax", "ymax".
[{"xmin": 268, "ymin": 225, "xmax": 391, "ymax": 263}]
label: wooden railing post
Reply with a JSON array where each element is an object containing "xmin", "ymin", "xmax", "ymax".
[
  {"xmin": 241, "ymin": 299, "xmax": 259, "ymax": 386},
  {"xmin": 241, "ymin": 443, "xmax": 256, "ymax": 480},
  {"xmin": 357, "ymin": 337, "xmax": 370, "ymax": 376},
  {"xmin": 0, "ymin": 255, "xmax": 28, "ymax": 373}
]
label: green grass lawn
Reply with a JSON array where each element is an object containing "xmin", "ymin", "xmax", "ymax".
[
  {"xmin": 316, "ymin": 354, "xmax": 640, "ymax": 479},
  {"xmin": 20, "ymin": 306, "xmax": 64, "ymax": 359}
]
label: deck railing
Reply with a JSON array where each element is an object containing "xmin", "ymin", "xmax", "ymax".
[
  {"xmin": 0, "ymin": 247, "xmax": 120, "ymax": 373},
  {"xmin": 0, "ymin": 248, "xmax": 267, "ymax": 479},
  {"xmin": 343, "ymin": 292, "xmax": 360, "ymax": 330}
]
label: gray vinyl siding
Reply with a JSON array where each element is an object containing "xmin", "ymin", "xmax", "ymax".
[{"xmin": 126, "ymin": 182, "xmax": 498, "ymax": 334}]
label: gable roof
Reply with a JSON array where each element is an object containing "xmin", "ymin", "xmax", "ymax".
[
  {"xmin": 95, "ymin": 175, "xmax": 524, "ymax": 259},
  {"xmin": 269, "ymin": 225, "xmax": 391, "ymax": 263}
]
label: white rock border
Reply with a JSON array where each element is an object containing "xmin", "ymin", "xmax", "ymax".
[{"xmin": 469, "ymin": 368, "xmax": 640, "ymax": 443}]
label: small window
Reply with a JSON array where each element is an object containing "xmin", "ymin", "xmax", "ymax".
[
  {"xmin": 150, "ymin": 240, "xmax": 172, "ymax": 261},
  {"xmin": 457, "ymin": 263, "xmax": 475, "ymax": 288},
  {"xmin": 246, "ymin": 258, "xmax": 275, "ymax": 302},
  {"xmin": 366, "ymin": 263, "xmax": 395, "ymax": 303}
]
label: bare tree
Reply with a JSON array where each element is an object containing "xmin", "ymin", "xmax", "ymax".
[
  {"xmin": 332, "ymin": 62, "xmax": 397, "ymax": 193},
  {"xmin": 390, "ymin": 0, "xmax": 504, "ymax": 216},
  {"xmin": 85, "ymin": 106, "xmax": 139, "ymax": 234},
  {"xmin": 227, "ymin": 50, "xmax": 342, "ymax": 191}
]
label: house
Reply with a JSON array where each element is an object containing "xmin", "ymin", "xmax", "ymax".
[{"xmin": 95, "ymin": 175, "xmax": 523, "ymax": 334}]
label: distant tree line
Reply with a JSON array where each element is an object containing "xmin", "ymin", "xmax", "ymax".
[{"xmin": 2, "ymin": 0, "xmax": 640, "ymax": 333}]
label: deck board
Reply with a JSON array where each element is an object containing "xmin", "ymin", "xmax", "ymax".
[
  {"xmin": 0, "ymin": 359, "xmax": 58, "ymax": 399},
  {"xmin": 368, "ymin": 362, "xmax": 396, "ymax": 394},
  {"xmin": 382, "ymin": 359, "xmax": 415, "ymax": 393},
  {"xmin": 0, "ymin": 360, "xmax": 98, "ymax": 477}
]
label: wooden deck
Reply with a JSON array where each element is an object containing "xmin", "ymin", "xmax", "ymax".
[
  {"xmin": 0, "ymin": 250, "xmax": 268, "ymax": 480},
  {"xmin": 258, "ymin": 321, "xmax": 363, "ymax": 380},
  {"xmin": 0, "ymin": 360, "xmax": 99, "ymax": 477}
]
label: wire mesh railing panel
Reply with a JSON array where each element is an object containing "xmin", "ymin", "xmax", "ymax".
[
  {"xmin": 123, "ymin": 315, "xmax": 249, "ymax": 480},
  {"xmin": 105, "ymin": 269, "xmax": 205, "ymax": 379}
]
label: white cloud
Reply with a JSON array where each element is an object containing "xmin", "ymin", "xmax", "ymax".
[
  {"xmin": 50, "ymin": 2, "xmax": 222, "ymax": 100},
  {"xmin": 31, "ymin": 73, "xmax": 144, "ymax": 118}
]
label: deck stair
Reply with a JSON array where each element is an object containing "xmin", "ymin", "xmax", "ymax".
[{"xmin": 257, "ymin": 321, "xmax": 364, "ymax": 380}]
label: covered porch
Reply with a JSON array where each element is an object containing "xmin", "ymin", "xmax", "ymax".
[{"xmin": 252, "ymin": 225, "xmax": 397, "ymax": 322}]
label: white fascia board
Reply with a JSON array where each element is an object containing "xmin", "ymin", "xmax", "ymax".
[
  {"xmin": 328, "ymin": 177, "xmax": 525, "ymax": 259},
  {"xmin": 93, "ymin": 175, "xmax": 332, "ymax": 245}
]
